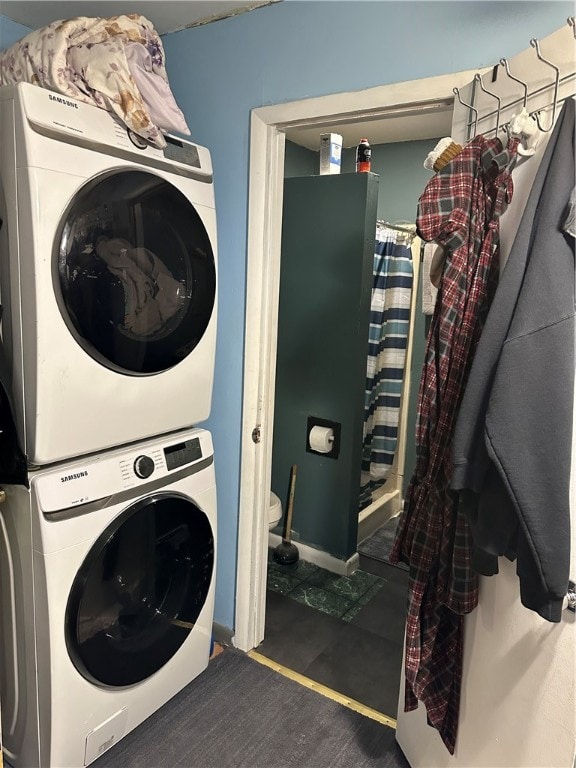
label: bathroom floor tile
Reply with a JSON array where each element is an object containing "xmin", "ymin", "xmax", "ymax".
[
  {"xmin": 340, "ymin": 581, "xmax": 383, "ymax": 622},
  {"xmin": 350, "ymin": 577, "xmax": 408, "ymax": 645},
  {"xmin": 262, "ymin": 554, "xmax": 406, "ymax": 721},
  {"xmin": 303, "ymin": 623, "xmax": 404, "ymax": 717},
  {"xmin": 287, "ymin": 583, "xmax": 355, "ymax": 618},
  {"xmin": 258, "ymin": 590, "xmax": 347, "ymax": 670},
  {"xmin": 266, "ymin": 568, "xmax": 301, "ymax": 595},
  {"xmin": 305, "ymin": 568, "xmax": 385, "ymax": 600},
  {"xmin": 340, "ymin": 601, "xmax": 366, "ymax": 622},
  {"xmin": 266, "ymin": 555, "xmax": 320, "ymax": 594},
  {"xmin": 267, "ymin": 551, "xmax": 319, "ymax": 579}
]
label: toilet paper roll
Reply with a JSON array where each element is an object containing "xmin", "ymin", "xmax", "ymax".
[{"xmin": 309, "ymin": 425, "xmax": 334, "ymax": 453}]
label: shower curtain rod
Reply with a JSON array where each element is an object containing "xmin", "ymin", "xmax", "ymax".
[{"xmin": 377, "ymin": 220, "xmax": 417, "ymax": 234}]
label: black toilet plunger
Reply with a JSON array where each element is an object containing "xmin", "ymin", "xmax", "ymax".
[{"xmin": 273, "ymin": 464, "xmax": 299, "ymax": 565}]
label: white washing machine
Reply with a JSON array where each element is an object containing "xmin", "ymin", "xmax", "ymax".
[
  {"xmin": 0, "ymin": 82, "xmax": 218, "ymax": 465},
  {"xmin": 0, "ymin": 427, "xmax": 217, "ymax": 767}
]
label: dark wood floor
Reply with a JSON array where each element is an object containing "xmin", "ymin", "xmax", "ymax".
[{"xmin": 256, "ymin": 550, "xmax": 408, "ymax": 719}]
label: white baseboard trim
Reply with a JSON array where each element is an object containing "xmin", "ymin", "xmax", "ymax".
[{"xmin": 268, "ymin": 532, "xmax": 360, "ymax": 576}]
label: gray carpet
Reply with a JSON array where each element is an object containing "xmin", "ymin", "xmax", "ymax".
[
  {"xmin": 357, "ymin": 517, "xmax": 408, "ymax": 571},
  {"xmin": 94, "ymin": 649, "xmax": 409, "ymax": 768}
]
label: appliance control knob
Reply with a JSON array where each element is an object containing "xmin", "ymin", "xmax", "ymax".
[
  {"xmin": 134, "ymin": 455, "xmax": 155, "ymax": 479},
  {"xmin": 127, "ymin": 129, "xmax": 148, "ymax": 149}
]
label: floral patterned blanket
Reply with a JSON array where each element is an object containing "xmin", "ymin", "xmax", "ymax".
[{"xmin": 0, "ymin": 14, "xmax": 190, "ymax": 148}]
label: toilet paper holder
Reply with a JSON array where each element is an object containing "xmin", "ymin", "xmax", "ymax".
[{"xmin": 306, "ymin": 416, "xmax": 341, "ymax": 459}]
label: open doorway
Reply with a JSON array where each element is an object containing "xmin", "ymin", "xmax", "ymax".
[
  {"xmin": 235, "ymin": 67, "xmax": 479, "ymax": 656},
  {"xmin": 250, "ymin": 124, "xmax": 444, "ymax": 720}
]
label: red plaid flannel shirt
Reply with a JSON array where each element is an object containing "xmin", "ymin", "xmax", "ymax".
[{"xmin": 390, "ymin": 135, "xmax": 519, "ymax": 753}]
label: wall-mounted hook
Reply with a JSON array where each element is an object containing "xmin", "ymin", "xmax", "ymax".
[
  {"xmin": 568, "ymin": 16, "xmax": 576, "ymax": 39},
  {"xmin": 499, "ymin": 58, "xmax": 528, "ymax": 109},
  {"xmin": 453, "ymin": 87, "xmax": 478, "ymax": 138},
  {"xmin": 529, "ymin": 38, "xmax": 560, "ymax": 131},
  {"xmin": 474, "ymin": 72, "xmax": 501, "ymax": 135}
]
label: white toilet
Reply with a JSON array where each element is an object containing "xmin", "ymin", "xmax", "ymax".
[{"xmin": 269, "ymin": 492, "xmax": 283, "ymax": 530}]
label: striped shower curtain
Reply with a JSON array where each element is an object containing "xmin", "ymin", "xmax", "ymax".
[{"xmin": 359, "ymin": 225, "xmax": 414, "ymax": 510}]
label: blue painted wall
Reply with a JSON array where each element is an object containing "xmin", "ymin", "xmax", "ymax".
[
  {"xmin": 0, "ymin": 3, "xmax": 571, "ymax": 631},
  {"xmin": 0, "ymin": 15, "xmax": 31, "ymax": 48},
  {"xmin": 162, "ymin": 1, "xmax": 570, "ymax": 630}
]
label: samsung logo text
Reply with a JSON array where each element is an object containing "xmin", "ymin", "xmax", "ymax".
[
  {"xmin": 49, "ymin": 94, "xmax": 79, "ymax": 109},
  {"xmin": 61, "ymin": 471, "xmax": 88, "ymax": 483}
]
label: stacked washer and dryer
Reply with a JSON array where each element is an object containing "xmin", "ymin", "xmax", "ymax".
[{"xmin": 0, "ymin": 82, "xmax": 218, "ymax": 767}]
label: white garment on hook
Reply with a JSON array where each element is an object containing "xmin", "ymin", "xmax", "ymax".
[{"xmin": 508, "ymin": 107, "xmax": 542, "ymax": 156}]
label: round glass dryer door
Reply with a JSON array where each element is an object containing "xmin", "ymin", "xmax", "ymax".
[
  {"xmin": 65, "ymin": 494, "xmax": 214, "ymax": 687},
  {"xmin": 56, "ymin": 170, "xmax": 216, "ymax": 374}
]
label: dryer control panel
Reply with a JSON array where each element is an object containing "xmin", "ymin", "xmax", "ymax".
[
  {"xmin": 11, "ymin": 82, "xmax": 213, "ymax": 180},
  {"xmin": 163, "ymin": 135, "xmax": 201, "ymax": 169},
  {"xmin": 164, "ymin": 437, "xmax": 202, "ymax": 471}
]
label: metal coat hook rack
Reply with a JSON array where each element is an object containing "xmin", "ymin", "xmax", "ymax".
[
  {"xmin": 499, "ymin": 58, "xmax": 528, "ymax": 109},
  {"xmin": 453, "ymin": 86, "xmax": 478, "ymax": 137},
  {"xmin": 529, "ymin": 38, "xmax": 560, "ymax": 131},
  {"xmin": 455, "ymin": 21, "xmax": 575, "ymax": 140},
  {"xmin": 474, "ymin": 73, "xmax": 502, "ymax": 135}
]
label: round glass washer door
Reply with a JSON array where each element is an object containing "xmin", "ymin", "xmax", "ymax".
[
  {"xmin": 65, "ymin": 494, "xmax": 214, "ymax": 688},
  {"xmin": 56, "ymin": 170, "xmax": 216, "ymax": 374}
]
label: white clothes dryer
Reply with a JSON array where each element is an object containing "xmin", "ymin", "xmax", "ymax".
[
  {"xmin": 0, "ymin": 427, "xmax": 216, "ymax": 768},
  {"xmin": 0, "ymin": 82, "xmax": 218, "ymax": 465}
]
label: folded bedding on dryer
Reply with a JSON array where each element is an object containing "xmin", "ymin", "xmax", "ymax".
[{"xmin": 0, "ymin": 14, "xmax": 190, "ymax": 148}]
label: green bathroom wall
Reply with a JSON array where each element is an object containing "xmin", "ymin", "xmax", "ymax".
[
  {"xmin": 342, "ymin": 138, "xmax": 439, "ymax": 222},
  {"xmin": 283, "ymin": 138, "xmax": 437, "ymax": 498},
  {"xmin": 272, "ymin": 172, "xmax": 379, "ymax": 561},
  {"xmin": 284, "ymin": 140, "xmax": 317, "ymax": 177}
]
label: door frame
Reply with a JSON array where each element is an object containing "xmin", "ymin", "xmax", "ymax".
[{"xmin": 234, "ymin": 66, "xmax": 480, "ymax": 653}]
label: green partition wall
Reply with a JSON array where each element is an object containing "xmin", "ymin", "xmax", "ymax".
[{"xmin": 271, "ymin": 172, "xmax": 379, "ymax": 561}]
